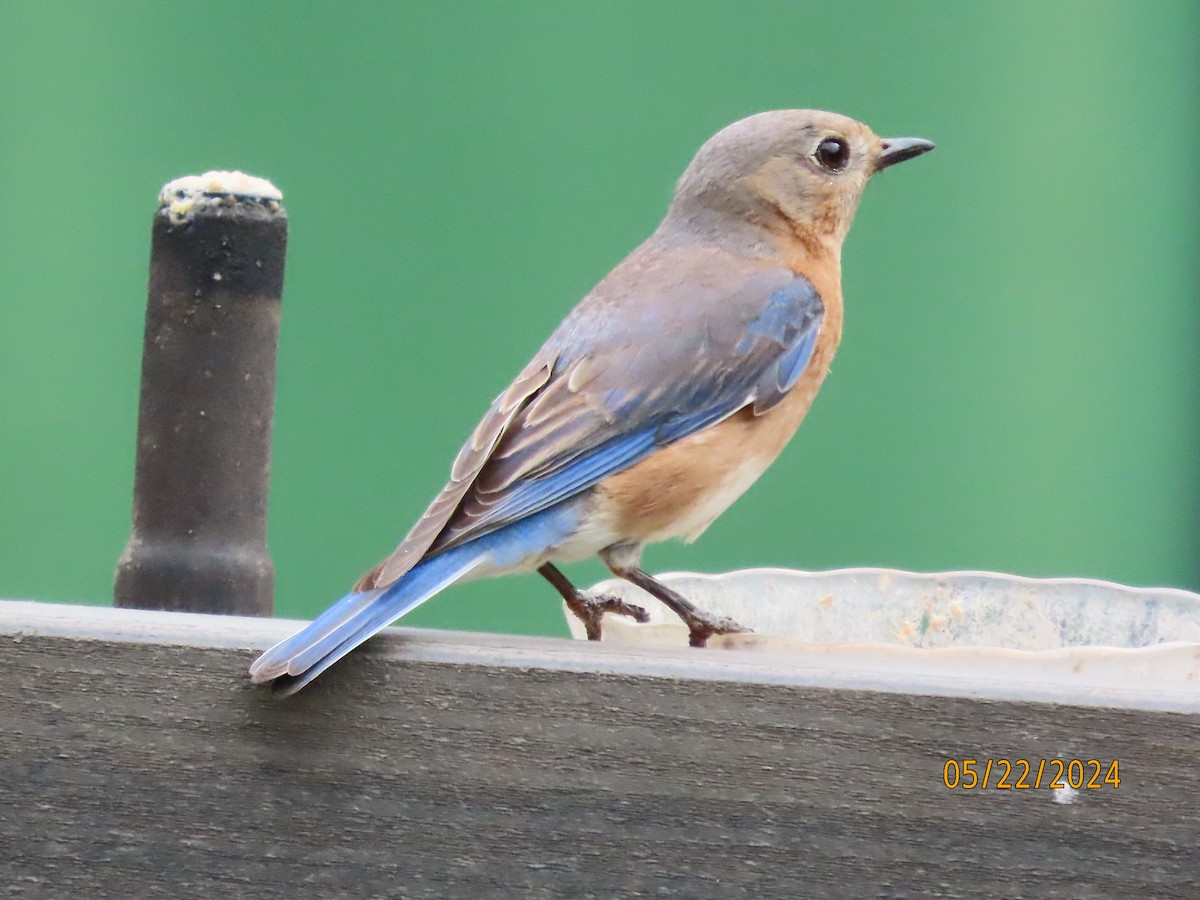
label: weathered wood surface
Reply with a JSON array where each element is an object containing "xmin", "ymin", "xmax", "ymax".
[{"xmin": 2, "ymin": 601, "xmax": 1197, "ymax": 899}]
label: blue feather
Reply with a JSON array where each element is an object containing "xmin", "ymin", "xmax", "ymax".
[
  {"xmin": 774, "ymin": 328, "xmax": 819, "ymax": 392},
  {"xmin": 251, "ymin": 500, "xmax": 584, "ymax": 694}
]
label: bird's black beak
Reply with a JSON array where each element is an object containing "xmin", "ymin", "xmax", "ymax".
[{"xmin": 875, "ymin": 137, "xmax": 935, "ymax": 172}]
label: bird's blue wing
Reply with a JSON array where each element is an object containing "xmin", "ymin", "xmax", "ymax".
[
  {"xmin": 431, "ymin": 266, "xmax": 823, "ymax": 549},
  {"xmin": 360, "ymin": 260, "xmax": 823, "ymax": 590}
]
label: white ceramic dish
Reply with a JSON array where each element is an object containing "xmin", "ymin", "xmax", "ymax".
[{"xmin": 566, "ymin": 568, "xmax": 1200, "ymax": 687}]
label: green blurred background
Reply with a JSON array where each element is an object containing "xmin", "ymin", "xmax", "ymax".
[{"xmin": 1, "ymin": 1, "xmax": 1196, "ymax": 636}]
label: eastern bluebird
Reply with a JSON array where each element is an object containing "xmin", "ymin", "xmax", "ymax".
[{"xmin": 251, "ymin": 110, "xmax": 933, "ymax": 694}]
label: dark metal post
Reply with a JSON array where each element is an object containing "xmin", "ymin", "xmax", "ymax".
[{"xmin": 115, "ymin": 172, "xmax": 287, "ymax": 615}]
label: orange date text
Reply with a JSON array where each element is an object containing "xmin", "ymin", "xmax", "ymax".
[{"xmin": 942, "ymin": 758, "xmax": 1120, "ymax": 790}]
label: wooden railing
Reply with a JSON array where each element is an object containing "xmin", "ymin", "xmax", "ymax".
[{"xmin": 4, "ymin": 598, "xmax": 1196, "ymax": 898}]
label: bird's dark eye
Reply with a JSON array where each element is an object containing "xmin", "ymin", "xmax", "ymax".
[{"xmin": 815, "ymin": 137, "xmax": 851, "ymax": 172}]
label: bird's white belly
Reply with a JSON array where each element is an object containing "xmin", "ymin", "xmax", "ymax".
[
  {"xmin": 463, "ymin": 497, "xmax": 622, "ymax": 581},
  {"xmin": 643, "ymin": 452, "xmax": 773, "ymax": 545}
]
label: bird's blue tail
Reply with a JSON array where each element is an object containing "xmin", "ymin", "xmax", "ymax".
[
  {"xmin": 248, "ymin": 542, "xmax": 485, "ymax": 696},
  {"xmin": 249, "ymin": 499, "xmax": 586, "ymax": 696}
]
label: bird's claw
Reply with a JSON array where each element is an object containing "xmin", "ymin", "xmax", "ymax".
[
  {"xmin": 682, "ymin": 612, "xmax": 753, "ymax": 648},
  {"xmin": 566, "ymin": 592, "xmax": 650, "ymax": 641}
]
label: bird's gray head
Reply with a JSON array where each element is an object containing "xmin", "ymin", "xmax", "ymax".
[{"xmin": 667, "ymin": 109, "xmax": 933, "ymax": 254}]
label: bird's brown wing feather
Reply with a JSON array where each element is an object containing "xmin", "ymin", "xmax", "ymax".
[{"xmin": 353, "ymin": 357, "xmax": 553, "ymax": 590}]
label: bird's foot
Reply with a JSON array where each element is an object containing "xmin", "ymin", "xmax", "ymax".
[
  {"xmin": 676, "ymin": 608, "xmax": 753, "ymax": 648},
  {"xmin": 565, "ymin": 592, "xmax": 650, "ymax": 641},
  {"xmin": 592, "ymin": 554, "xmax": 754, "ymax": 649}
]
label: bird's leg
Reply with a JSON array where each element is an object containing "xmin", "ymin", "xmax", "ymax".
[
  {"xmin": 600, "ymin": 549, "xmax": 752, "ymax": 648},
  {"xmin": 538, "ymin": 562, "xmax": 649, "ymax": 641}
]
